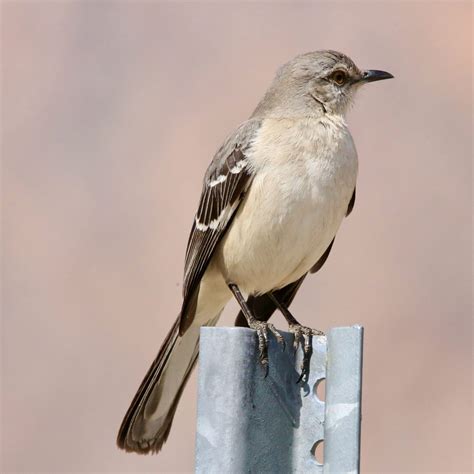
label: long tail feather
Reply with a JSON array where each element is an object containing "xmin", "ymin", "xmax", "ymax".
[{"xmin": 117, "ymin": 315, "xmax": 200, "ymax": 454}]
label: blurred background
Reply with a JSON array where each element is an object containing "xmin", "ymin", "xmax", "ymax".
[{"xmin": 2, "ymin": 1, "xmax": 472, "ymax": 473}]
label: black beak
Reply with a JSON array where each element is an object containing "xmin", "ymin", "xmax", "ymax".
[{"xmin": 361, "ymin": 69, "xmax": 394, "ymax": 83}]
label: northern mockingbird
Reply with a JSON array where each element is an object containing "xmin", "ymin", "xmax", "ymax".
[{"xmin": 117, "ymin": 50, "xmax": 393, "ymax": 454}]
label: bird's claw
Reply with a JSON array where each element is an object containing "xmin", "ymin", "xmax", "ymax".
[
  {"xmin": 249, "ymin": 320, "xmax": 285, "ymax": 376},
  {"xmin": 289, "ymin": 324, "xmax": 324, "ymax": 383},
  {"xmin": 290, "ymin": 324, "xmax": 324, "ymax": 353}
]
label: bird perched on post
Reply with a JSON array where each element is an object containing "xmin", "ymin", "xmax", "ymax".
[{"xmin": 117, "ymin": 50, "xmax": 393, "ymax": 454}]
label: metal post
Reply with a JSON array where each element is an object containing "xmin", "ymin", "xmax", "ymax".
[{"xmin": 195, "ymin": 326, "xmax": 363, "ymax": 473}]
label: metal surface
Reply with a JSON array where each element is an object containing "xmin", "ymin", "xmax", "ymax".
[
  {"xmin": 195, "ymin": 326, "xmax": 363, "ymax": 473},
  {"xmin": 323, "ymin": 326, "xmax": 364, "ymax": 474}
]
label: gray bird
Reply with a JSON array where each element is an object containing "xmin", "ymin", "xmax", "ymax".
[{"xmin": 117, "ymin": 50, "xmax": 393, "ymax": 454}]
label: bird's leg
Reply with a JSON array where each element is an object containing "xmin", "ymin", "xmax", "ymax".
[
  {"xmin": 267, "ymin": 292, "xmax": 324, "ymax": 383},
  {"xmin": 228, "ymin": 283, "xmax": 285, "ymax": 375}
]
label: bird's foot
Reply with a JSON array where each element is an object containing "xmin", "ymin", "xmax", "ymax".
[
  {"xmin": 288, "ymin": 324, "xmax": 324, "ymax": 383},
  {"xmin": 248, "ymin": 320, "xmax": 285, "ymax": 376}
]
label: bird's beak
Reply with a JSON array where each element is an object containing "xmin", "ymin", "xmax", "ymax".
[{"xmin": 360, "ymin": 69, "xmax": 394, "ymax": 83}]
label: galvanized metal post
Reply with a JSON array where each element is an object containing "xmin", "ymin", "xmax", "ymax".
[
  {"xmin": 195, "ymin": 326, "xmax": 363, "ymax": 474},
  {"xmin": 323, "ymin": 327, "xmax": 364, "ymax": 473}
]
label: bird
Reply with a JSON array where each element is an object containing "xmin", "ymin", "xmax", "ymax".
[{"xmin": 117, "ymin": 50, "xmax": 393, "ymax": 454}]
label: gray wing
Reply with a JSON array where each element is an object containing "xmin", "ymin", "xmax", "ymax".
[{"xmin": 179, "ymin": 120, "xmax": 261, "ymax": 334}]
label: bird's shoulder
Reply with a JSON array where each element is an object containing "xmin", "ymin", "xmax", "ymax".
[{"xmin": 204, "ymin": 119, "xmax": 262, "ymax": 182}]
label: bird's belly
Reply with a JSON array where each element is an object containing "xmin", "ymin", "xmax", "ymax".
[{"xmin": 216, "ymin": 145, "xmax": 357, "ymax": 295}]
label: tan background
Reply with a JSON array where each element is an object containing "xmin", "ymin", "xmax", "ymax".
[{"xmin": 2, "ymin": 1, "xmax": 472, "ymax": 473}]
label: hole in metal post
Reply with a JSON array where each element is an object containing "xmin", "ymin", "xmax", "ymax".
[
  {"xmin": 313, "ymin": 377, "xmax": 326, "ymax": 402},
  {"xmin": 311, "ymin": 439, "xmax": 324, "ymax": 465}
]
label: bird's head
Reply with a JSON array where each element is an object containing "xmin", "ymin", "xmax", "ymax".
[{"xmin": 253, "ymin": 50, "xmax": 393, "ymax": 118}]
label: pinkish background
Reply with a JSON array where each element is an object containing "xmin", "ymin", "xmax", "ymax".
[{"xmin": 2, "ymin": 2, "xmax": 472, "ymax": 473}]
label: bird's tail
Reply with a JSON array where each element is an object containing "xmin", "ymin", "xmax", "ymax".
[{"xmin": 117, "ymin": 312, "xmax": 218, "ymax": 454}]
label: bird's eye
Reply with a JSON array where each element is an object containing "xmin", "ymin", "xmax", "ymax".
[{"xmin": 330, "ymin": 70, "xmax": 347, "ymax": 85}]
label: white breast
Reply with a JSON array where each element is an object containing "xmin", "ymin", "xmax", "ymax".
[{"xmin": 215, "ymin": 115, "xmax": 358, "ymax": 295}]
